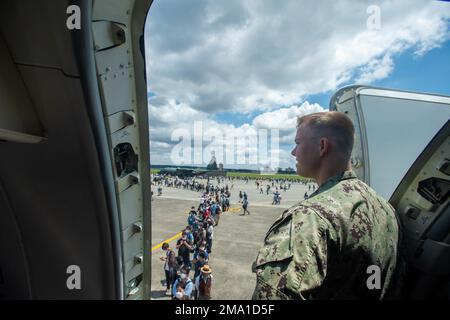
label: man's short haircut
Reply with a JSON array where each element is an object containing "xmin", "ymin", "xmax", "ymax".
[
  {"xmin": 162, "ymin": 242, "xmax": 169, "ymax": 250},
  {"xmin": 199, "ymin": 252, "xmax": 206, "ymax": 259},
  {"xmin": 297, "ymin": 111, "xmax": 355, "ymax": 160}
]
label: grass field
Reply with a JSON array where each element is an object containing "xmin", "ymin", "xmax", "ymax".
[
  {"xmin": 226, "ymin": 172, "xmax": 308, "ymax": 181},
  {"xmin": 150, "ymin": 169, "xmax": 309, "ymax": 181}
]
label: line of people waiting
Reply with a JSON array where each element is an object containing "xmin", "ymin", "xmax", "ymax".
[{"xmin": 160, "ymin": 189, "xmax": 231, "ymax": 300}]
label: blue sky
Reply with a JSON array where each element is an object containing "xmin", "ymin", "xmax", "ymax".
[
  {"xmin": 373, "ymin": 40, "xmax": 450, "ymax": 95},
  {"xmin": 307, "ymin": 39, "xmax": 450, "ymax": 106},
  {"xmin": 145, "ymin": 0, "xmax": 450, "ymax": 168}
]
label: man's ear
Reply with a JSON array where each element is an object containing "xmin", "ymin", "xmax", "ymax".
[{"xmin": 319, "ymin": 137, "xmax": 330, "ymax": 157}]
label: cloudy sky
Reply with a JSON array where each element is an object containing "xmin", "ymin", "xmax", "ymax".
[{"xmin": 144, "ymin": 0, "xmax": 450, "ymax": 170}]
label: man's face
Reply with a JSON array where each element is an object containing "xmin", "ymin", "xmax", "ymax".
[{"xmin": 291, "ymin": 124, "xmax": 320, "ymax": 178}]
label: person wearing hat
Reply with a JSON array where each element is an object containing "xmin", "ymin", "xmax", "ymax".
[{"xmin": 195, "ymin": 265, "xmax": 213, "ymax": 300}]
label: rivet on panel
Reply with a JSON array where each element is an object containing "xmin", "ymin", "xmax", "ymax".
[
  {"xmin": 132, "ymin": 222, "xmax": 143, "ymax": 234},
  {"xmin": 134, "ymin": 254, "xmax": 143, "ymax": 264}
]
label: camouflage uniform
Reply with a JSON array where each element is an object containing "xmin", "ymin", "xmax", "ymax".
[{"xmin": 252, "ymin": 171, "xmax": 400, "ymax": 300}]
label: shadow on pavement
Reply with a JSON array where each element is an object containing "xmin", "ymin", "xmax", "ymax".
[{"xmin": 150, "ymin": 290, "xmax": 168, "ymax": 299}]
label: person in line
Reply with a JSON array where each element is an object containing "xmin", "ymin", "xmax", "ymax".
[
  {"xmin": 214, "ymin": 205, "xmax": 222, "ymax": 226},
  {"xmin": 172, "ymin": 268, "xmax": 194, "ymax": 300},
  {"xmin": 193, "ymin": 252, "xmax": 207, "ymax": 280},
  {"xmin": 160, "ymin": 242, "xmax": 176, "ymax": 296},
  {"xmin": 176, "ymin": 231, "xmax": 193, "ymax": 275},
  {"xmin": 188, "ymin": 208, "xmax": 199, "ymax": 230},
  {"xmin": 206, "ymin": 219, "xmax": 214, "ymax": 254},
  {"xmin": 193, "ymin": 244, "xmax": 209, "ymax": 263},
  {"xmin": 195, "ymin": 265, "xmax": 214, "ymax": 300}
]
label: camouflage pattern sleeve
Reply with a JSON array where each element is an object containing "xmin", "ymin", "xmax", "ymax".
[
  {"xmin": 252, "ymin": 205, "xmax": 331, "ymax": 300},
  {"xmin": 290, "ymin": 206, "xmax": 331, "ymax": 299}
]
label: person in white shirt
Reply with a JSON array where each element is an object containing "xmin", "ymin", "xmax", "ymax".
[{"xmin": 206, "ymin": 219, "xmax": 214, "ymax": 254}]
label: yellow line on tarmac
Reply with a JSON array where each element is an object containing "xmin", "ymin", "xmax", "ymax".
[
  {"xmin": 151, "ymin": 232, "xmax": 182, "ymax": 252},
  {"xmin": 226, "ymin": 206, "xmax": 242, "ymax": 213}
]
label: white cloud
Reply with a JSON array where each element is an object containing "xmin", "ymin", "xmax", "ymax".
[
  {"xmin": 146, "ymin": 0, "xmax": 450, "ymax": 115},
  {"xmin": 150, "ymin": 141, "xmax": 172, "ymax": 149},
  {"xmin": 148, "ymin": 98, "xmax": 325, "ymax": 168},
  {"xmin": 252, "ymin": 101, "xmax": 326, "ymax": 131},
  {"xmin": 356, "ymin": 54, "xmax": 394, "ymax": 84},
  {"xmin": 145, "ymin": 0, "xmax": 450, "ymax": 167}
]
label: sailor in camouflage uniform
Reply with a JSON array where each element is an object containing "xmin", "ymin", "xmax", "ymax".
[{"xmin": 252, "ymin": 112, "xmax": 400, "ymax": 300}]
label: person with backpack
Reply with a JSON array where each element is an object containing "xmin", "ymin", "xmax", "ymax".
[
  {"xmin": 187, "ymin": 209, "xmax": 198, "ymax": 230},
  {"xmin": 185, "ymin": 226, "xmax": 195, "ymax": 245},
  {"xmin": 193, "ymin": 252, "xmax": 207, "ymax": 280},
  {"xmin": 172, "ymin": 268, "xmax": 194, "ymax": 300}
]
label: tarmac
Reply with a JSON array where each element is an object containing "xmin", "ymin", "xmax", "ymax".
[{"xmin": 150, "ymin": 178, "xmax": 314, "ymax": 300}]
